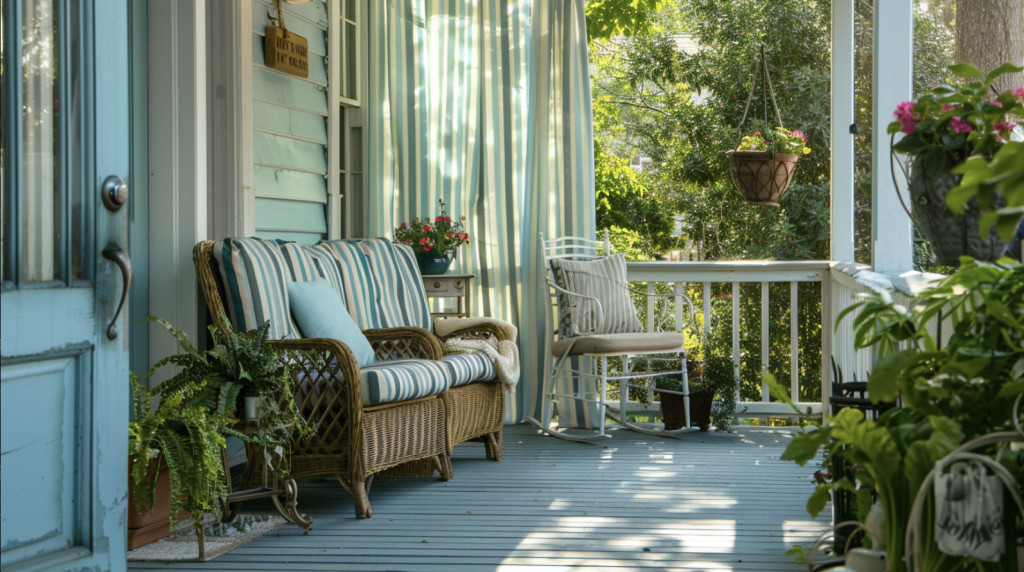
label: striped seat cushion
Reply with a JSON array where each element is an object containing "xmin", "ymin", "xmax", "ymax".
[
  {"xmin": 277, "ymin": 241, "xmax": 346, "ymax": 302},
  {"xmin": 442, "ymin": 352, "xmax": 498, "ymax": 387},
  {"xmin": 210, "ymin": 237, "xmax": 299, "ymax": 340},
  {"xmin": 315, "ymin": 241, "xmax": 383, "ymax": 330},
  {"xmin": 550, "ymin": 253, "xmax": 641, "ymax": 337},
  {"xmin": 360, "ymin": 359, "xmax": 453, "ymax": 406},
  {"xmin": 357, "ymin": 239, "xmax": 433, "ymax": 331}
]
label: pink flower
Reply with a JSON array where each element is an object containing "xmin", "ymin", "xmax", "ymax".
[
  {"xmin": 423, "ymin": 245, "xmax": 432, "ymax": 252},
  {"xmin": 994, "ymin": 118, "xmax": 1016, "ymax": 139},
  {"xmin": 419, "ymin": 237, "xmax": 429, "ymax": 245},
  {"xmin": 790, "ymin": 130, "xmax": 808, "ymax": 143},
  {"xmin": 893, "ymin": 101, "xmax": 919, "ymax": 134},
  {"xmin": 401, "ymin": 222, "xmax": 409, "ymax": 228},
  {"xmin": 1015, "ymin": 87, "xmax": 1024, "ymax": 102},
  {"xmin": 993, "ymin": 100, "xmax": 1003, "ymax": 108},
  {"xmin": 422, "ymin": 224, "xmax": 432, "ymax": 232},
  {"xmin": 752, "ymin": 131, "xmax": 760, "ymax": 137},
  {"xmin": 950, "ymin": 116, "xmax": 973, "ymax": 134},
  {"xmin": 459, "ymin": 233, "xmax": 469, "ymax": 241}
]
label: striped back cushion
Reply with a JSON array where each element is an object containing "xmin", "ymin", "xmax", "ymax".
[
  {"xmin": 550, "ymin": 253, "xmax": 641, "ymax": 337},
  {"xmin": 277, "ymin": 241, "xmax": 346, "ymax": 304},
  {"xmin": 357, "ymin": 239, "xmax": 433, "ymax": 331},
  {"xmin": 210, "ymin": 238, "xmax": 299, "ymax": 340},
  {"xmin": 315, "ymin": 241, "xmax": 383, "ymax": 330}
]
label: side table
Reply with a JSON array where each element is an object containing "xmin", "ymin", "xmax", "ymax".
[{"xmin": 422, "ymin": 273, "xmax": 474, "ymax": 318}]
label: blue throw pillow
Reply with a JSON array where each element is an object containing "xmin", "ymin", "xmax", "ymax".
[{"xmin": 287, "ymin": 280, "xmax": 376, "ymax": 368}]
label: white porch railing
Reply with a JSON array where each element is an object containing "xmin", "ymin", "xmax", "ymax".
[
  {"xmin": 626, "ymin": 260, "xmax": 834, "ymax": 416},
  {"xmin": 623, "ymin": 260, "xmax": 948, "ymax": 420}
]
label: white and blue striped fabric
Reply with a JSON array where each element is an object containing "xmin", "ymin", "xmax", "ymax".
[
  {"xmin": 210, "ymin": 237, "xmax": 301, "ymax": 340},
  {"xmin": 367, "ymin": 0, "xmax": 595, "ymax": 425},
  {"xmin": 443, "ymin": 353, "xmax": 498, "ymax": 387},
  {"xmin": 277, "ymin": 240, "xmax": 347, "ymax": 304},
  {"xmin": 361, "ymin": 359, "xmax": 453, "ymax": 406}
]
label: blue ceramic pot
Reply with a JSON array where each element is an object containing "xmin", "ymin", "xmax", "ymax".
[{"xmin": 416, "ymin": 254, "xmax": 453, "ymax": 276}]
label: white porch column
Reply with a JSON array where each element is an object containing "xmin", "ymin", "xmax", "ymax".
[
  {"xmin": 207, "ymin": 1, "xmax": 255, "ymax": 239},
  {"xmin": 148, "ymin": 0, "xmax": 208, "ymax": 376},
  {"xmin": 831, "ymin": 0, "xmax": 855, "ymax": 263},
  {"xmin": 871, "ymin": 0, "xmax": 914, "ymax": 273}
]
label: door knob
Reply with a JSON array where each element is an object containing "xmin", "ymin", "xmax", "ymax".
[
  {"xmin": 102, "ymin": 175, "xmax": 128, "ymax": 212},
  {"xmin": 102, "ymin": 246, "xmax": 132, "ymax": 340}
]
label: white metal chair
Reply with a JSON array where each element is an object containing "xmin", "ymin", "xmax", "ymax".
[{"xmin": 525, "ymin": 231, "xmax": 701, "ymax": 441}]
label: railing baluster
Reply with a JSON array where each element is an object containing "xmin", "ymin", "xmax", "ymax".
[
  {"xmin": 732, "ymin": 282, "xmax": 740, "ymax": 401},
  {"xmin": 703, "ymin": 282, "xmax": 711, "ymax": 339},
  {"xmin": 821, "ymin": 275, "xmax": 832, "ymax": 420},
  {"xmin": 675, "ymin": 282, "xmax": 683, "ymax": 332},
  {"xmin": 791, "ymin": 281, "xmax": 799, "ymax": 404},
  {"xmin": 647, "ymin": 282, "xmax": 655, "ymax": 333},
  {"xmin": 761, "ymin": 282, "xmax": 769, "ymax": 403}
]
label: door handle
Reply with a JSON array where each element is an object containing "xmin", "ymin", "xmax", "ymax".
[{"xmin": 102, "ymin": 246, "xmax": 132, "ymax": 340}]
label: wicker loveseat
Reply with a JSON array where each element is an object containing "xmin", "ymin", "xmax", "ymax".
[{"xmin": 193, "ymin": 238, "xmax": 508, "ymax": 518}]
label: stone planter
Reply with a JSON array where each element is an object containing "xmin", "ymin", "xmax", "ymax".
[
  {"xmin": 662, "ymin": 390, "xmax": 714, "ymax": 431},
  {"xmin": 908, "ymin": 154, "xmax": 1007, "ymax": 266}
]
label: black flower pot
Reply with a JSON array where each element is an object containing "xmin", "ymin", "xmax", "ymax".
[{"xmin": 416, "ymin": 255, "xmax": 453, "ymax": 276}]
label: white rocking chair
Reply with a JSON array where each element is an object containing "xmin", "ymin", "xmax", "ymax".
[{"xmin": 525, "ymin": 231, "xmax": 701, "ymax": 441}]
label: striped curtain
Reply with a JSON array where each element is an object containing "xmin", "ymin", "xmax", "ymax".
[
  {"xmin": 518, "ymin": 0, "xmax": 596, "ymax": 426},
  {"xmin": 367, "ymin": 0, "xmax": 594, "ymax": 425}
]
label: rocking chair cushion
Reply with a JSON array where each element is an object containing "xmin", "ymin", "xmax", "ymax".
[
  {"xmin": 550, "ymin": 332, "xmax": 685, "ymax": 356},
  {"xmin": 550, "ymin": 253, "xmax": 642, "ymax": 336}
]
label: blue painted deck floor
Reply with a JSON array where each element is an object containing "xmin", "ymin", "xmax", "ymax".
[{"xmin": 128, "ymin": 424, "xmax": 830, "ymax": 572}]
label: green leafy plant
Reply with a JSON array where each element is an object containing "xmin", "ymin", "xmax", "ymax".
[
  {"xmin": 887, "ymin": 63, "xmax": 1024, "ymax": 243},
  {"xmin": 129, "ymin": 377, "xmax": 231, "ymax": 532},
  {"xmin": 769, "ymin": 258, "xmax": 1024, "ymax": 572},
  {"xmin": 137, "ymin": 316, "xmax": 310, "ymax": 482},
  {"xmin": 737, "ymin": 127, "xmax": 811, "ymax": 155}
]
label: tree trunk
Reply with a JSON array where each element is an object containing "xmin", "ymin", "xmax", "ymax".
[{"xmin": 955, "ymin": 0, "xmax": 1024, "ymax": 93}]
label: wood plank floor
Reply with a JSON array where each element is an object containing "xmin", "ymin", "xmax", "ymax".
[{"xmin": 129, "ymin": 424, "xmax": 830, "ymax": 572}]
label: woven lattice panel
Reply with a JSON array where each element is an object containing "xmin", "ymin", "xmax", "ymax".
[
  {"xmin": 362, "ymin": 397, "xmax": 448, "ymax": 476},
  {"xmin": 726, "ymin": 151, "xmax": 799, "ymax": 206},
  {"xmin": 447, "ymin": 382, "xmax": 504, "ymax": 448}
]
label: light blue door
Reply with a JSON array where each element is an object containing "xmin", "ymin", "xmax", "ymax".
[{"xmin": 1, "ymin": 1, "xmax": 131, "ymax": 571}]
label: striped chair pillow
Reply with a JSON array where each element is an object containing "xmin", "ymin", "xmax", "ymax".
[
  {"xmin": 210, "ymin": 237, "xmax": 299, "ymax": 340},
  {"xmin": 315, "ymin": 241, "xmax": 383, "ymax": 330},
  {"xmin": 550, "ymin": 253, "xmax": 641, "ymax": 337},
  {"xmin": 357, "ymin": 238, "xmax": 433, "ymax": 331},
  {"xmin": 277, "ymin": 240, "xmax": 346, "ymax": 304}
]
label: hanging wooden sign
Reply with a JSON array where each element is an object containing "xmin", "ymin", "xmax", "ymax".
[{"xmin": 265, "ymin": 26, "xmax": 309, "ymax": 78}]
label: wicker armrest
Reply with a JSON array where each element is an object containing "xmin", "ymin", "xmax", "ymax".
[
  {"xmin": 433, "ymin": 318, "xmax": 516, "ymax": 344},
  {"xmin": 363, "ymin": 327, "xmax": 443, "ymax": 361},
  {"xmin": 269, "ymin": 337, "xmax": 365, "ymax": 483}
]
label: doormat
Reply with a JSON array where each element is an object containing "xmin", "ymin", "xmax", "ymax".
[{"xmin": 127, "ymin": 515, "xmax": 285, "ymax": 562}]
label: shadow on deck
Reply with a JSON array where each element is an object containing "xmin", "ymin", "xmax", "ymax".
[{"xmin": 128, "ymin": 424, "xmax": 830, "ymax": 571}]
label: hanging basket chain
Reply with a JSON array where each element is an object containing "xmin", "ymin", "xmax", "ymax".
[{"xmin": 735, "ymin": 45, "xmax": 785, "ymax": 146}]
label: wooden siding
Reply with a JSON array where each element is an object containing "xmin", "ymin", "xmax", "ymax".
[
  {"xmin": 128, "ymin": 425, "xmax": 829, "ymax": 571},
  {"xmin": 251, "ymin": 0, "xmax": 330, "ymax": 245}
]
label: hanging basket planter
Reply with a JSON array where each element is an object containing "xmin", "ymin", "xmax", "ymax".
[
  {"xmin": 726, "ymin": 150, "xmax": 799, "ymax": 207},
  {"xmin": 725, "ymin": 46, "xmax": 808, "ymax": 207},
  {"xmin": 890, "ymin": 135, "xmax": 1010, "ymax": 267}
]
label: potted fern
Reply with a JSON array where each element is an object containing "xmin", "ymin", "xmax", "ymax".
[
  {"xmin": 128, "ymin": 316, "xmax": 307, "ymax": 549},
  {"xmin": 128, "ymin": 378, "xmax": 231, "ymax": 549}
]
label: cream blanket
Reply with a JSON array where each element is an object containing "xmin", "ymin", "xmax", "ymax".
[{"xmin": 436, "ymin": 318, "xmax": 520, "ymax": 392}]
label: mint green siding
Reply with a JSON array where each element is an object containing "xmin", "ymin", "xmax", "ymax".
[{"xmin": 252, "ymin": 0, "xmax": 330, "ymax": 245}]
